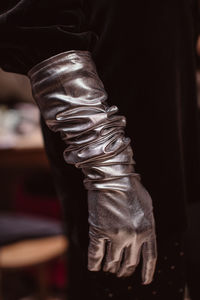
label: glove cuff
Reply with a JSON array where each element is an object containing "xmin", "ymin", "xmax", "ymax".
[{"xmin": 29, "ymin": 50, "xmax": 138, "ymax": 189}]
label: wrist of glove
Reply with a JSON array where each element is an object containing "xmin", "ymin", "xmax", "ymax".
[{"xmin": 28, "ymin": 50, "xmax": 157, "ymax": 284}]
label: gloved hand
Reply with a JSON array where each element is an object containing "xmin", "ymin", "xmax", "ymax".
[{"xmin": 28, "ymin": 50, "xmax": 157, "ymax": 284}]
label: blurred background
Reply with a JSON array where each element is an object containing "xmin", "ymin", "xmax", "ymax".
[
  {"xmin": 0, "ymin": 35, "xmax": 200, "ymax": 300},
  {"xmin": 0, "ymin": 70, "xmax": 68, "ymax": 300}
]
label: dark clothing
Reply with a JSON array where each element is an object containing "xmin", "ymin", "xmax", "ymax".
[
  {"xmin": 0, "ymin": 1, "xmax": 199, "ymax": 298},
  {"xmin": 41, "ymin": 117, "xmax": 186, "ymax": 300},
  {"xmin": 0, "ymin": 0, "xmax": 96, "ymax": 73},
  {"xmin": 0, "ymin": 0, "xmax": 199, "ymax": 235}
]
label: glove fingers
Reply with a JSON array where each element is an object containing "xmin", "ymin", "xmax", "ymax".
[
  {"xmin": 103, "ymin": 241, "xmax": 123, "ymax": 274},
  {"xmin": 142, "ymin": 237, "xmax": 157, "ymax": 285},
  {"xmin": 88, "ymin": 235, "xmax": 106, "ymax": 272},
  {"xmin": 117, "ymin": 243, "xmax": 141, "ymax": 278}
]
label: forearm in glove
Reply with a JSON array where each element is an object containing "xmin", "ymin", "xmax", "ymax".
[{"xmin": 28, "ymin": 50, "xmax": 157, "ymax": 284}]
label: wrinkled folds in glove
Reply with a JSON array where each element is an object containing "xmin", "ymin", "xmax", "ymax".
[{"xmin": 28, "ymin": 50, "xmax": 157, "ymax": 284}]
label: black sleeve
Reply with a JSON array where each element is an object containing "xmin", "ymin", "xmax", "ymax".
[
  {"xmin": 5, "ymin": 0, "xmax": 84, "ymax": 27},
  {"xmin": 0, "ymin": 0, "xmax": 98, "ymax": 74}
]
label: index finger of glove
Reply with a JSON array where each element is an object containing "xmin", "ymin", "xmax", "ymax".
[
  {"xmin": 88, "ymin": 235, "xmax": 106, "ymax": 272},
  {"xmin": 142, "ymin": 237, "xmax": 157, "ymax": 285}
]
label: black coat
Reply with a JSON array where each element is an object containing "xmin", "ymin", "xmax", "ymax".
[{"xmin": 0, "ymin": 0, "xmax": 199, "ymax": 236}]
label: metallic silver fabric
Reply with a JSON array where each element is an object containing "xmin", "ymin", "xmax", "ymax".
[{"xmin": 28, "ymin": 50, "xmax": 157, "ymax": 284}]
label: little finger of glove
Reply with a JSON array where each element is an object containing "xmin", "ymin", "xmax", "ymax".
[{"xmin": 142, "ymin": 236, "xmax": 157, "ymax": 285}]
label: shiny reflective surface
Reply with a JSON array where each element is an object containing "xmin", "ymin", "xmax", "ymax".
[{"xmin": 28, "ymin": 50, "xmax": 157, "ymax": 284}]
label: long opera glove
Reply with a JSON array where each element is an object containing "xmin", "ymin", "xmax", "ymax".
[{"xmin": 28, "ymin": 50, "xmax": 157, "ymax": 284}]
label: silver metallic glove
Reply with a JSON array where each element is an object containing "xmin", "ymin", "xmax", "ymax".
[{"xmin": 28, "ymin": 50, "xmax": 157, "ymax": 284}]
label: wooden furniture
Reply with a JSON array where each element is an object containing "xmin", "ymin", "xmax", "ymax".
[{"xmin": 0, "ymin": 235, "xmax": 68, "ymax": 300}]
